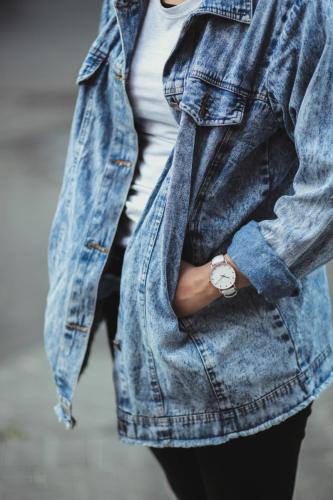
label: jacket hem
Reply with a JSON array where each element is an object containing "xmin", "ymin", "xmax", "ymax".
[
  {"xmin": 116, "ymin": 344, "xmax": 333, "ymax": 448},
  {"xmin": 53, "ymin": 397, "xmax": 77, "ymax": 430}
]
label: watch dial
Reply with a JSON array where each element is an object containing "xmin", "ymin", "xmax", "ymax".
[{"xmin": 211, "ymin": 263, "xmax": 236, "ymax": 290}]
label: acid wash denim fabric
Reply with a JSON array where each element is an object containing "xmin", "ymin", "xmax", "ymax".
[{"xmin": 44, "ymin": 0, "xmax": 333, "ymax": 446}]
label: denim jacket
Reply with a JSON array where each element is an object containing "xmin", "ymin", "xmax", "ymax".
[{"xmin": 44, "ymin": 0, "xmax": 333, "ymax": 446}]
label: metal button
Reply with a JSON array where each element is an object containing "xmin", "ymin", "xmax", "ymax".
[{"xmin": 112, "ymin": 339, "xmax": 121, "ymax": 351}]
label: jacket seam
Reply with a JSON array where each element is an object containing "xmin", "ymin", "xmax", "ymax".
[
  {"xmin": 186, "ymin": 331, "xmax": 227, "ymax": 408},
  {"xmin": 262, "ymin": 0, "xmax": 307, "ymax": 126},
  {"xmin": 117, "ymin": 343, "xmax": 332, "ymax": 423},
  {"xmin": 196, "ymin": 6, "xmax": 252, "ymax": 24},
  {"xmin": 190, "ymin": 69, "xmax": 268, "ymax": 102},
  {"xmin": 272, "ymin": 302, "xmax": 302, "ymax": 371}
]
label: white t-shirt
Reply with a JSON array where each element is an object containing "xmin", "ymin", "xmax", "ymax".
[{"xmin": 115, "ymin": 0, "xmax": 202, "ymax": 247}]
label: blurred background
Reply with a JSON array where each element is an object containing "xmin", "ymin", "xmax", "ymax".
[{"xmin": 0, "ymin": 1, "xmax": 332, "ymax": 499}]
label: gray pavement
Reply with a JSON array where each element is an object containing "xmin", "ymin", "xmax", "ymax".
[
  {"xmin": 1, "ymin": 1, "xmax": 333, "ymax": 499},
  {"xmin": 0, "ymin": 335, "xmax": 173, "ymax": 500}
]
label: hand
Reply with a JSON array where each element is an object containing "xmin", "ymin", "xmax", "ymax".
[{"xmin": 172, "ymin": 255, "xmax": 251, "ymax": 318}]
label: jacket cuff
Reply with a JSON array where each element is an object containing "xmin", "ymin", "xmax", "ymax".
[{"xmin": 226, "ymin": 220, "xmax": 302, "ymax": 302}]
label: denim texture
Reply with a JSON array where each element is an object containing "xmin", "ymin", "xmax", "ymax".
[{"xmin": 44, "ymin": 0, "xmax": 333, "ymax": 446}]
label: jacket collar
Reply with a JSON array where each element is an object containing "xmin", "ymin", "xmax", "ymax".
[
  {"xmin": 115, "ymin": 0, "xmax": 253, "ymax": 25},
  {"xmin": 198, "ymin": 0, "xmax": 253, "ymax": 24}
]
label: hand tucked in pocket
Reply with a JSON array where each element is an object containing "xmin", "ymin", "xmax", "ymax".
[{"xmin": 172, "ymin": 256, "xmax": 251, "ymax": 318}]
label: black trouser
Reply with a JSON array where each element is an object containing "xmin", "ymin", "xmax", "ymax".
[
  {"xmin": 81, "ymin": 243, "xmax": 313, "ymax": 500},
  {"xmin": 149, "ymin": 402, "xmax": 313, "ymax": 500}
]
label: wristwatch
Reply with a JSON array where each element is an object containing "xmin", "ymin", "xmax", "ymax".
[{"xmin": 209, "ymin": 254, "xmax": 238, "ymax": 298}]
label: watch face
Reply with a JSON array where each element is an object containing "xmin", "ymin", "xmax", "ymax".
[{"xmin": 210, "ymin": 263, "xmax": 236, "ymax": 290}]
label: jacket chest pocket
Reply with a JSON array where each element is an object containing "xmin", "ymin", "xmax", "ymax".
[
  {"xmin": 76, "ymin": 29, "xmax": 115, "ymax": 86},
  {"xmin": 178, "ymin": 74, "xmax": 246, "ymax": 126},
  {"xmin": 174, "ymin": 74, "xmax": 248, "ymax": 263},
  {"xmin": 176, "ymin": 74, "xmax": 248, "ymax": 203},
  {"xmin": 75, "ymin": 7, "xmax": 122, "ymax": 84},
  {"xmin": 72, "ymin": 18, "xmax": 118, "ymax": 160}
]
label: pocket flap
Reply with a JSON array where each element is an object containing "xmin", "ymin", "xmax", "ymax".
[
  {"xmin": 76, "ymin": 19, "xmax": 115, "ymax": 84},
  {"xmin": 76, "ymin": 49, "xmax": 109, "ymax": 84},
  {"xmin": 179, "ymin": 76, "xmax": 246, "ymax": 126}
]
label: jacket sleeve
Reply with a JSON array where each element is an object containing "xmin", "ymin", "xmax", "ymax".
[{"xmin": 226, "ymin": 0, "xmax": 333, "ymax": 303}]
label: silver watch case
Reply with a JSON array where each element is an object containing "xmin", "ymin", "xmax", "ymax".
[{"xmin": 209, "ymin": 254, "xmax": 238, "ymax": 298}]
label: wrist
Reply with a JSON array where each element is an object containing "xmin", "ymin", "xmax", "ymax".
[
  {"xmin": 197, "ymin": 254, "xmax": 251, "ymax": 301},
  {"xmin": 224, "ymin": 253, "xmax": 251, "ymax": 289}
]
